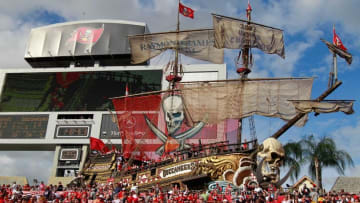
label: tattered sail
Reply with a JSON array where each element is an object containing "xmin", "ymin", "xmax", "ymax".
[
  {"xmin": 291, "ymin": 100, "xmax": 354, "ymax": 115},
  {"xmin": 212, "ymin": 14, "xmax": 285, "ymax": 58},
  {"xmin": 180, "ymin": 78, "xmax": 313, "ymax": 127},
  {"xmin": 129, "ymin": 29, "xmax": 224, "ymax": 64},
  {"xmin": 321, "ymin": 39, "xmax": 352, "ymax": 65}
]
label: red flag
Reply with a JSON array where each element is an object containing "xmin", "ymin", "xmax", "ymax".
[
  {"xmin": 333, "ymin": 27, "xmax": 347, "ymax": 51},
  {"xmin": 90, "ymin": 137, "xmax": 109, "ymax": 154},
  {"xmin": 246, "ymin": 0, "xmax": 252, "ymax": 19},
  {"xmin": 179, "ymin": 3, "xmax": 194, "ymax": 19}
]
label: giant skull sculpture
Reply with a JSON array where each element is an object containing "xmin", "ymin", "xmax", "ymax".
[
  {"xmin": 162, "ymin": 95, "xmax": 184, "ymax": 135},
  {"xmin": 256, "ymin": 137, "xmax": 288, "ymax": 187}
]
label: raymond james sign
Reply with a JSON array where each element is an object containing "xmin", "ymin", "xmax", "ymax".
[
  {"xmin": 159, "ymin": 162, "xmax": 197, "ymax": 178},
  {"xmin": 129, "ymin": 29, "xmax": 224, "ymax": 64},
  {"xmin": 139, "ymin": 39, "xmax": 214, "ymax": 52}
]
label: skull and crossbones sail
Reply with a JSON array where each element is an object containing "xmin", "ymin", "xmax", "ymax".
[
  {"xmin": 145, "ymin": 95, "xmax": 205, "ymax": 155},
  {"xmin": 112, "ymin": 94, "xmax": 206, "ymax": 157}
]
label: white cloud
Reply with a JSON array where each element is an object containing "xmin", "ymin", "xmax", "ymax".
[
  {"xmin": 0, "ymin": 151, "xmax": 54, "ymax": 183},
  {"xmin": 331, "ymin": 119, "xmax": 360, "ymax": 159}
]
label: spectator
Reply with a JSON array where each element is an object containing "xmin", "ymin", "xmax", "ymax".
[
  {"xmin": 39, "ymin": 181, "xmax": 46, "ymax": 191},
  {"xmin": 310, "ymin": 187, "xmax": 318, "ymax": 203}
]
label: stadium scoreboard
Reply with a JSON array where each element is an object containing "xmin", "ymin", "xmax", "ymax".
[{"xmin": 0, "ymin": 115, "xmax": 48, "ymax": 139}]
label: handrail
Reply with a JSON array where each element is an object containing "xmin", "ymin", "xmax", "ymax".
[{"xmin": 118, "ymin": 139, "xmax": 258, "ymax": 176}]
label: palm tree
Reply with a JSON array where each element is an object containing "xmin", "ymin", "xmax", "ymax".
[
  {"xmin": 283, "ymin": 141, "xmax": 303, "ymax": 181},
  {"xmin": 301, "ymin": 135, "xmax": 354, "ymax": 189},
  {"xmin": 283, "ymin": 135, "xmax": 354, "ymax": 190}
]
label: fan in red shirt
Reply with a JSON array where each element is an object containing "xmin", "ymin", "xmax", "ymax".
[
  {"xmin": 0, "ymin": 193, "xmax": 4, "ymax": 203},
  {"xmin": 127, "ymin": 190, "xmax": 139, "ymax": 203},
  {"xmin": 207, "ymin": 193, "xmax": 214, "ymax": 202},
  {"xmin": 152, "ymin": 195, "xmax": 160, "ymax": 203}
]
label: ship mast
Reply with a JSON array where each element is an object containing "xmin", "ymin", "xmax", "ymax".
[
  {"xmin": 328, "ymin": 24, "xmax": 338, "ymax": 88},
  {"xmin": 237, "ymin": 1, "xmax": 254, "ymax": 144},
  {"xmin": 171, "ymin": 0, "xmax": 181, "ymax": 91}
]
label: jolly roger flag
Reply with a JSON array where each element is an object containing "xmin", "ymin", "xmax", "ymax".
[{"xmin": 179, "ymin": 3, "xmax": 194, "ymax": 19}]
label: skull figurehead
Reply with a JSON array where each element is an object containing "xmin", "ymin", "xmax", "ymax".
[
  {"xmin": 257, "ymin": 138, "xmax": 285, "ymax": 184},
  {"xmin": 162, "ymin": 95, "xmax": 184, "ymax": 135}
]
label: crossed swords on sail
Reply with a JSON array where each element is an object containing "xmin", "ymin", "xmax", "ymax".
[
  {"xmin": 145, "ymin": 95, "xmax": 205, "ymax": 155},
  {"xmin": 145, "ymin": 116, "xmax": 205, "ymax": 155}
]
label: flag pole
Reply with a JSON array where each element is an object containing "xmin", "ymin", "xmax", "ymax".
[
  {"xmin": 333, "ymin": 52, "xmax": 337, "ymax": 82},
  {"xmin": 174, "ymin": 0, "xmax": 180, "ymax": 87},
  {"xmin": 333, "ymin": 24, "xmax": 338, "ymax": 83},
  {"xmin": 177, "ymin": 0, "xmax": 180, "ymax": 32}
]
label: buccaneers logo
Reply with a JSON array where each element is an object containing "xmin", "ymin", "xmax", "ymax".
[{"xmin": 68, "ymin": 26, "xmax": 104, "ymax": 44}]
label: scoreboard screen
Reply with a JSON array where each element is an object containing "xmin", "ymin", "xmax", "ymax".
[
  {"xmin": 0, "ymin": 115, "xmax": 48, "ymax": 139},
  {"xmin": 59, "ymin": 149, "xmax": 80, "ymax": 161},
  {"xmin": 55, "ymin": 125, "xmax": 90, "ymax": 138},
  {"xmin": 0, "ymin": 70, "xmax": 162, "ymax": 112}
]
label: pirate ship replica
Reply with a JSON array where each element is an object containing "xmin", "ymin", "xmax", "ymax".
[{"xmin": 78, "ymin": 2, "xmax": 354, "ymax": 191}]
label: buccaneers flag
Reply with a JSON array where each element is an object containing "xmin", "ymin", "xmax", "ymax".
[
  {"xmin": 321, "ymin": 38, "xmax": 352, "ymax": 65},
  {"xmin": 179, "ymin": 3, "xmax": 194, "ymax": 19},
  {"xmin": 333, "ymin": 27, "xmax": 347, "ymax": 51},
  {"xmin": 246, "ymin": 0, "xmax": 252, "ymax": 19},
  {"xmin": 90, "ymin": 137, "xmax": 110, "ymax": 154}
]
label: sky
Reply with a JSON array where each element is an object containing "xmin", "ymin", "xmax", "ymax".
[{"xmin": 0, "ymin": 0, "xmax": 359, "ymax": 190}]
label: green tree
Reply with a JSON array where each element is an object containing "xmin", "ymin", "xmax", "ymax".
[
  {"xmin": 283, "ymin": 141, "xmax": 303, "ymax": 181},
  {"xmin": 283, "ymin": 135, "xmax": 354, "ymax": 189}
]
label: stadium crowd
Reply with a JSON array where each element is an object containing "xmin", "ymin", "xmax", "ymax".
[{"xmin": 0, "ymin": 180, "xmax": 359, "ymax": 203}]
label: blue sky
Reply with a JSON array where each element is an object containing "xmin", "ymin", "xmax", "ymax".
[{"xmin": 0, "ymin": 0, "xmax": 359, "ymax": 190}]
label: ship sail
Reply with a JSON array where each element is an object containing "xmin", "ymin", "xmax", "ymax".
[
  {"xmin": 291, "ymin": 100, "xmax": 354, "ymax": 115},
  {"xmin": 212, "ymin": 14, "xmax": 285, "ymax": 58},
  {"xmin": 129, "ymin": 29, "xmax": 224, "ymax": 64},
  {"xmin": 180, "ymin": 78, "xmax": 313, "ymax": 127}
]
